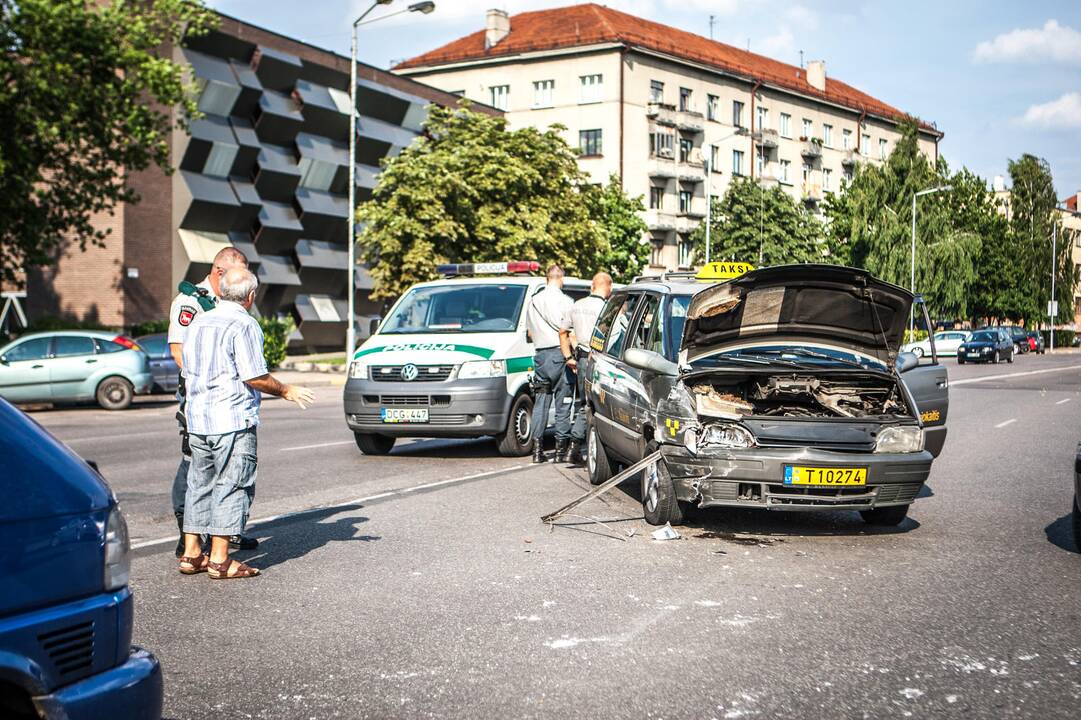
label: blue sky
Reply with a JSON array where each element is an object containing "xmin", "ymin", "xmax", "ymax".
[{"xmin": 208, "ymin": 0, "xmax": 1081, "ymax": 197}]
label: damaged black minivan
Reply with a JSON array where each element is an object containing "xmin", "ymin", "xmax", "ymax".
[{"xmin": 584, "ymin": 264, "xmax": 948, "ymax": 527}]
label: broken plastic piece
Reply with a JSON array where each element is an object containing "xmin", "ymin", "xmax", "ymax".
[
  {"xmin": 651, "ymin": 523, "xmax": 681, "ymax": 541},
  {"xmin": 692, "ymin": 385, "xmax": 753, "ymax": 419}
]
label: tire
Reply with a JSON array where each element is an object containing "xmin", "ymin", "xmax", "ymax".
[
  {"xmin": 1072, "ymin": 494, "xmax": 1081, "ymax": 552},
  {"xmin": 95, "ymin": 376, "xmax": 134, "ymax": 410},
  {"xmin": 1007, "ymin": 352, "xmax": 1013, "ymax": 364},
  {"xmin": 586, "ymin": 419, "xmax": 613, "ymax": 486},
  {"xmin": 992, "ymin": 350, "xmax": 1000, "ymax": 364},
  {"xmin": 1013, "ymin": 343, "xmax": 1020, "ymax": 354},
  {"xmin": 957, "ymin": 356, "xmax": 965, "ymax": 365},
  {"xmin": 642, "ymin": 458, "xmax": 683, "ymax": 526},
  {"xmin": 496, "ymin": 392, "xmax": 533, "ymax": 457},
  {"xmin": 354, "ymin": 433, "xmax": 395, "ymax": 455},
  {"xmin": 912, "ymin": 346, "xmax": 924, "ymax": 358},
  {"xmin": 860, "ymin": 504, "xmax": 910, "ymax": 526}
]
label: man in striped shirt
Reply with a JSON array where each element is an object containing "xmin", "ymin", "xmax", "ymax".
[{"xmin": 178, "ymin": 268, "xmax": 314, "ymax": 579}]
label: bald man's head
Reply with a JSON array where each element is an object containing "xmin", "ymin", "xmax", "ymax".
[
  {"xmin": 209, "ymin": 247, "xmax": 249, "ymax": 297},
  {"xmin": 546, "ymin": 264, "xmax": 564, "ymax": 288},
  {"xmin": 220, "ymin": 267, "xmax": 259, "ymax": 308},
  {"xmin": 592, "ymin": 271, "xmax": 613, "ymax": 298}
]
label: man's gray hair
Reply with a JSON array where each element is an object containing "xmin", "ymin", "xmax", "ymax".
[{"xmin": 220, "ymin": 268, "xmax": 259, "ymax": 303}]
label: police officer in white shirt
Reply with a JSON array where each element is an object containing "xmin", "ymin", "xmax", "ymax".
[
  {"xmin": 558, "ymin": 271, "xmax": 613, "ymax": 465},
  {"xmin": 526, "ymin": 264, "xmax": 574, "ymax": 463},
  {"xmin": 166, "ymin": 246, "xmax": 257, "ymax": 557}
]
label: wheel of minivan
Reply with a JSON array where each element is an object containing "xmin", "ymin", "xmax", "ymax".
[
  {"xmin": 496, "ymin": 392, "xmax": 533, "ymax": 457},
  {"xmin": 586, "ymin": 421, "xmax": 613, "ymax": 486},
  {"xmin": 860, "ymin": 504, "xmax": 909, "ymax": 526},
  {"xmin": 95, "ymin": 376, "xmax": 134, "ymax": 410},
  {"xmin": 642, "ymin": 458, "xmax": 683, "ymax": 526},
  {"xmin": 354, "ymin": 433, "xmax": 395, "ymax": 455}
]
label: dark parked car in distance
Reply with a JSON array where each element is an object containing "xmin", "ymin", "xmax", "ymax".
[
  {"xmin": 958, "ymin": 329, "xmax": 1014, "ymax": 364},
  {"xmin": 0, "ymin": 396, "xmax": 162, "ymax": 719},
  {"xmin": 985, "ymin": 325, "xmax": 1031, "ymax": 354},
  {"xmin": 135, "ymin": 333, "xmax": 179, "ymax": 394},
  {"xmin": 1027, "ymin": 331, "xmax": 1046, "ymax": 354}
]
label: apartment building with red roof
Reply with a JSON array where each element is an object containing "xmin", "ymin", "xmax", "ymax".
[{"xmin": 395, "ymin": 3, "xmax": 943, "ymax": 272}]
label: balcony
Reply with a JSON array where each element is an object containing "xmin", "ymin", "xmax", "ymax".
[
  {"xmin": 646, "ymin": 102, "xmax": 677, "ymax": 126},
  {"xmin": 675, "ymin": 214, "xmax": 703, "ymax": 233},
  {"xmin": 756, "ymin": 173, "xmax": 780, "ymax": 188},
  {"xmin": 675, "ymin": 110, "xmax": 705, "ymax": 134},
  {"xmin": 800, "ymin": 138, "xmax": 823, "ymax": 159},
  {"xmin": 841, "ymin": 150, "xmax": 859, "ymax": 167},
  {"xmin": 677, "ymin": 159, "xmax": 705, "ymax": 183},
  {"xmin": 647, "ymin": 157, "xmax": 677, "ymax": 179},
  {"xmin": 802, "ymin": 182, "xmax": 823, "ymax": 202},
  {"xmin": 755, "ymin": 128, "xmax": 780, "ymax": 149},
  {"xmin": 645, "ymin": 210, "xmax": 677, "ymax": 232}
]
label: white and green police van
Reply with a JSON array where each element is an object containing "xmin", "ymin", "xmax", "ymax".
[{"xmin": 344, "ymin": 262, "xmax": 590, "ymax": 456}]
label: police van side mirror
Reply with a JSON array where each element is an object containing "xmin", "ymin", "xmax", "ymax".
[
  {"xmin": 368, "ymin": 317, "xmax": 381, "ymax": 337},
  {"xmin": 624, "ymin": 347, "xmax": 678, "ymax": 377},
  {"xmin": 0, "ymin": 356, "xmax": 7, "ymax": 365}
]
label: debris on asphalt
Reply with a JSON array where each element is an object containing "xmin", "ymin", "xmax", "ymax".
[
  {"xmin": 541, "ymin": 451, "xmax": 662, "ymax": 523},
  {"xmin": 651, "ymin": 523, "xmax": 681, "ymax": 541},
  {"xmin": 695, "ymin": 531, "xmax": 783, "ymax": 547}
]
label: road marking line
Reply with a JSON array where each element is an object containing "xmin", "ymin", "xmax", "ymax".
[
  {"xmin": 995, "ymin": 418, "xmax": 1017, "ymax": 428},
  {"xmin": 951, "ymin": 364, "xmax": 1081, "ymax": 386},
  {"xmin": 279, "ymin": 439, "xmax": 355, "ymax": 451},
  {"xmin": 1057, "ymin": 398, "xmax": 1072, "ymax": 405},
  {"xmin": 130, "ymin": 463, "xmax": 529, "ymax": 551}
]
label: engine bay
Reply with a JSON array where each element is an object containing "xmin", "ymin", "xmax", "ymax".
[{"xmin": 688, "ymin": 372, "xmax": 911, "ymax": 420}]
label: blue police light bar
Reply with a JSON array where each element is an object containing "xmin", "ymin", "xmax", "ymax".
[{"xmin": 437, "ymin": 261, "xmax": 540, "ymax": 276}]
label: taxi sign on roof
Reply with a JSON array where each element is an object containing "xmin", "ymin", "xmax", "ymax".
[{"xmin": 695, "ymin": 261, "xmax": 754, "ymax": 281}]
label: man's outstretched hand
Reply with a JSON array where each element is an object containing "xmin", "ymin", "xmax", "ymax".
[{"xmin": 283, "ymin": 384, "xmax": 315, "ymax": 409}]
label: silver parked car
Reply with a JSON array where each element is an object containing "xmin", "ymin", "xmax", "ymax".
[{"xmin": 0, "ymin": 331, "xmax": 153, "ymax": 410}]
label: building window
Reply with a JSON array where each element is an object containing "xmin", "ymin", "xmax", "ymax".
[
  {"xmin": 650, "ymin": 186, "xmax": 665, "ymax": 209},
  {"xmin": 196, "ymin": 79, "xmax": 240, "ymax": 116},
  {"xmin": 843, "ymin": 167, "xmax": 854, "ymax": 183},
  {"xmin": 679, "ymin": 189, "xmax": 693, "ymax": 214},
  {"xmin": 707, "ymin": 94, "xmax": 718, "ymax": 121},
  {"xmin": 651, "ymin": 238, "xmax": 665, "ymax": 266},
  {"xmin": 862, "ymin": 133, "xmax": 871, "ymax": 155},
  {"xmin": 579, "ymin": 129, "xmax": 602, "ymax": 157},
  {"xmin": 679, "ymin": 87, "xmax": 692, "ymax": 112},
  {"xmin": 779, "ymin": 112, "xmax": 791, "ymax": 138},
  {"xmin": 879, "ymin": 138, "xmax": 888, "ymax": 159},
  {"xmin": 823, "ymin": 124, "xmax": 833, "ymax": 147},
  {"xmin": 802, "ymin": 118, "xmax": 813, "ymax": 139},
  {"xmin": 203, "ymin": 142, "xmax": 238, "ymax": 178},
  {"xmin": 842, "ymin": 129, "xmax": 852, "ymax": 150},
  {"xmin": 580, "ymin": 74, "xmax": 603, "ymax": 104},
  {"xmin": 678, "ymin": 235, "xmax": 693, "ymax": 268},
  {"xmin": 732, "ymin": 100, "xmax": 745, "ymax": 128},
  {"xmin": 802, "ymin": 162, "xmax": 812, "ymax": 184},
  {"xmin": 489, "ymin": 85, "xmax": 509, "ymax": 111},
  {"xmin": 650, "ymin": 130, "xmax": 675, "ymax": 157},
  {"xmin": 710, "ymin": 144, "xmax": 721, "ymax": 171},
  {"xmin": 679, "ymin": 138, "xmax": 693, "ymax": 163},
  {"xmin": 779, "ymin": 158, "xmax": 791, "ymax": 183},
  {"xmin": 823, "ymin": 167, "xmax": 832, "ymax": 191},
  {"xmin": 757, "ymin": 106, "xmax": 769, "ymax": 130},
  {"xmin": 650, "ymin": 80, "xmax": 664, "ymax": 104},
  {"xmin": 532, "ymin": 80, "xmax": 554, "ymax": 108},
  {"xmin": 732, "ymin": 149, "xmax": 744, "ymax": 176},
  {"xmin": 298, "ymin": 157, "xmax": 337, "ymax": 191}
]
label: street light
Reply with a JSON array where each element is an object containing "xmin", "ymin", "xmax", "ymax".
[
  {"xmin": 704, "ymin": 127, "xmax": 750, "ymax": 263},
  {"xmin": 909, "ymin": 185, "xmax": 951, "ymax": 333},
  {"xmin": 346, "ymin": 0, "xmax": 437, "ymax": 359}
]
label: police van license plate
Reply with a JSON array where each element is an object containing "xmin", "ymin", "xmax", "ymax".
[
  {"xmin": 381, "ymin": 408, "xmax": 429, "ymax": 423},
  {"xmin": 784, "ymin": 466, "xmax": 867, "ymax": 486}
]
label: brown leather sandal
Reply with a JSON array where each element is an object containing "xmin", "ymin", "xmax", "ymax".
[
  {"xmin": 178, "ymin": 554, "xmax": 209, "ymax": 575},
  {"xmin": 207, "ymin": 557, "xmax": 260, "ymax": 580}
]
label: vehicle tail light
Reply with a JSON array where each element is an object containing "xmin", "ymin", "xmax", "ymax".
[{"xmin": 113, "ymin": 335, "xmax": 141, "ymax": 351}]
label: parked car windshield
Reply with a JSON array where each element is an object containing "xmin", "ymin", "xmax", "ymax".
[
  {"xmin": 381, "ymin": 283, "xmax": 528, "ymax": 334},
  {"xmin": 970, "ymin": 331, "xmax": 996, "ymax": 343}
]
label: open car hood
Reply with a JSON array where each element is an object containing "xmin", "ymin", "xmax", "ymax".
[{"xmin": 681, "ymin": 264, "xmax": 913, "ymax": 366}]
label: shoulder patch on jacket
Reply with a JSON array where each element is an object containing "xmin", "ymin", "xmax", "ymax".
[{"xmin": 178, "ymin": 305, "xmax": 197, "ymax": 327}]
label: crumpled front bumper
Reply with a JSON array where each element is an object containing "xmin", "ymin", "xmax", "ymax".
[
  {"xmin": 34, "ymin": 647, "xmax": 163, "ymax": 720},
  {"xmin": 660, "ymin": 445, "xmax": 933, "ymax": 511}
]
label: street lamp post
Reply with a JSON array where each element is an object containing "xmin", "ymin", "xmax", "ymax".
[
  {"xmin": 346, "ymin": 0, "xmax": 436, "ymax": 360},
  {"xmin": 909, "ymin": 185, "xmax": 951, "ymax": 333}
]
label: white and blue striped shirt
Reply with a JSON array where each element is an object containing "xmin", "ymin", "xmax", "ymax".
[{"xmin": 182, "ymin": 301, "xmax": 268, "ymax": 435}]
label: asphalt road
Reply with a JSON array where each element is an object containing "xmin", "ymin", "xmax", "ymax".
[{"xmin": 30, "ymin": 352, "xmax": 1081, "ymax": 719}]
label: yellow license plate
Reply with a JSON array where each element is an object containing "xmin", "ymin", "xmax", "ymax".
[{"xmin": 784, "ymin": 466, "xmax": 867, "ymax": 486}]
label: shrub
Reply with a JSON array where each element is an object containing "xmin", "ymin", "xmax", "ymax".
[
  {"xmin": 129, "ymin": 319, "xmax": 170, "ymax": 337},
  {"xmin": 23, "ymin": 316, "xmax": 110, "ymax": 333},
  {"xmin": 259, "ymin": 316, "xmax": 294, "ymax": 370},
  {"xmin": 903, "ymin": 329, "xmax": 929, "ymax": 344},
  {"xmin": 1041, "ymin": 329, "xmax": 1076, "ymax": 348}
]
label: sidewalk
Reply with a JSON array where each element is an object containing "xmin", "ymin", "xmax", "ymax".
[
  {"xmin": 280, "ymin": 352, "xmax": 347, "ymax": 374},
  {"xmin": 272, "ymin": 369, "xmax": 345, "ymax": 387}
]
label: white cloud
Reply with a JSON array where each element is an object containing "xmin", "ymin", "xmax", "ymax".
[
  {"xmin": 784, "ymin": 4, "xmax": 818, "ymax": 31},
  {"xmin": 973, "ymin": 19, "xmax": 1081, "ymax": 64},
  {"xmin": 759, "ymin": 27, "xmax": 796, "ymax": 59},
  {"xmin": 1020, "ymin": 92, "xmax": 1081, "ymax": 128}
]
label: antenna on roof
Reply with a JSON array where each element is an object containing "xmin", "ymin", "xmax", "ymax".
[
  {"xmin": 709, "ymin": 14, "xmax": 716, "ymax": 40},
  {"xmin": 746, "ymin": 37, "xmax": 751, "ymax": 52},
  {"xmin": 799, "ymin": 50, "xmax": 804, "ymax": 68}
]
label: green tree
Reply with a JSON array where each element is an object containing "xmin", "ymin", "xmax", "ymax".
[
  {"xmin": 0, "ymin": 0, "xmax": 215, "ymax": 282},
  {"xmin": 691, "ymin": 177, "xmax": 828, "ymax": 267},
  {"xmin": 357, "ymin": 104, "xmax": 606, "ymax": 299},
  {"xmin": 589, "ymin": 174, "xmax": 649, "ymax": 284}
]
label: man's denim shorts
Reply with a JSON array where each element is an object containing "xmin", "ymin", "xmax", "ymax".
[{"xmin": 183, "ymin": 427, "xmax": 257, "ymax": 536}]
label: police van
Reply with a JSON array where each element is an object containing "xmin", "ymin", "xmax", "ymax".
[{"xmin": 344, "ymin": 262, "xmax": 591, "ymax": 456}]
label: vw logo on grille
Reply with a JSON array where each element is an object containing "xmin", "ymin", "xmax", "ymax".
[{"xmin": 400, "ymin": 363, "xmax": 419, "ymax": 381}]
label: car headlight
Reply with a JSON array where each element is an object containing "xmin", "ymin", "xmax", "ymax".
[
  {"xmin": 103, "ymin": 506, "xmax": 130, "ymax": 591},
  {"xmin": 874, "ymin": 425, "xmax": 924, "ymax": 453},
  {"xmin": 349, "ymin": 361, "xmax": 368, "ymax": 379},
  {"xmin": 457, "ymin": 360, "xmax": 506, "ymax": 379},
  {"xmin": 700, "ymin": 423, "xmax": 756, "ymax": 449}
]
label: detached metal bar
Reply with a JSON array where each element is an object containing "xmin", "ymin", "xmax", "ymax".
[{"xmin": 541, "ymin": 450, "xmax": 662, "ymax": 524}]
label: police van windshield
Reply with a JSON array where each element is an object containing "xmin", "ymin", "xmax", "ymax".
[{"xmin": 381, "ymin": 284, "xmax": 528, "ymax": 335}]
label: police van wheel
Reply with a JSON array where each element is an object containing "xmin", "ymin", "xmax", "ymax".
[
  {"xmin": 586, "ymin": 422, "xmax": 613, "ymax": 486},
  {"xmin": 642, "ymin": 459, "xmax": 683, "ymax": 526},
  {"xmin": 496, "ymin": 393, "xmax": 533, "ymax": 457},
  {"xmin": 354, "ymin": 433, "xmax": 395, "ymax": 455},
  {"xmin": 96, "ymin": 376, "xmax": 133, "ymax": 411}
]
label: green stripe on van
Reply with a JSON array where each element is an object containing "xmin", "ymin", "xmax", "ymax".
[
  {"xmin": 353, "ymin": 343, "xmax": 494, "ymax": 360},
  {"xmin": 506, "ymin": 356, "xmax": 534, "ymax": 374}
]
